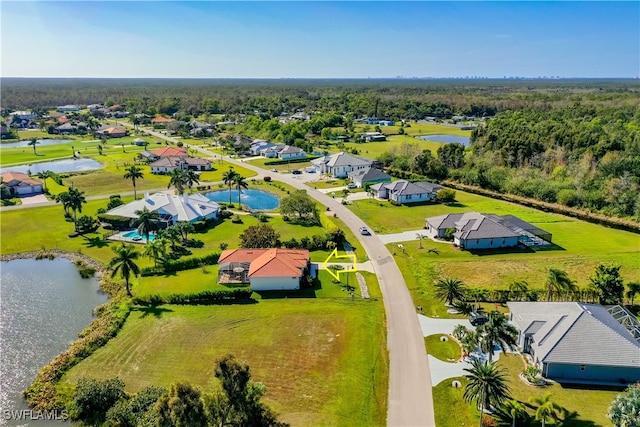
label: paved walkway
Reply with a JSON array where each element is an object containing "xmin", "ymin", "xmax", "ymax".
[{"xmin": 378, "ymin": 229, "xmax": 433, "ymax": 245}]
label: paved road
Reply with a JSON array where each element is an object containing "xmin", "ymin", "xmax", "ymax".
[{"xmin": 83, "ymin": 123, "xmax": 438, "ymax": 426}]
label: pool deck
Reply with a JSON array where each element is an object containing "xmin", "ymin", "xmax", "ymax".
[{"xmin": 107, "ymin": 230, "xmax": 154, "ymax": 244}]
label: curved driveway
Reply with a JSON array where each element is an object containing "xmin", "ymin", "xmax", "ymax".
[{"xmin": 108, "ymin": 124, "xmax": 437, "ymax": 426}]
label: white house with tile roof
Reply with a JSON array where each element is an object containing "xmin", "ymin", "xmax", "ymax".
[{"xmin": 508, "ymin": 302, "xmax": 640, "ymax": 385}]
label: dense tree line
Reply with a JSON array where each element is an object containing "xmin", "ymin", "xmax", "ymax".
[{"xmin": 2, "ymin": 78, "xmax": 639, "ymax": 120}]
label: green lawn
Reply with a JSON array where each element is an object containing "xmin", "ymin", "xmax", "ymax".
[
  {"xmin": 433, "ymin": 355, "xmax": 621, "ymax": 427},
  {"xmin": 424, "ymin": 334, "xmax": 461, "ymax": 362},
  {"xmin": 247, "ymin": 157, "xmax": 314, "ymax": 173},
  {"xmin": 61, "ymin": 287, "xmax": 388, "ymax": 426},
  {"xmin": 350, "ymin": 188, "xmax": 640, "ymax": 317}
]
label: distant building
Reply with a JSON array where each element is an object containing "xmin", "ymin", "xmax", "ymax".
[
  {"xmin": 56, "ymin": 123, "xmax": 78, "ymax": 134},
  {"xmin": 96, "ymin": 125, "xmax": 128, "ymax": 138},
  {"xmin": 361, "ymin": 131, "xmax": 387, "ymax": 142},
  {"xmin": 348, "ymin": 167, "xmax": 392, "ymax": 188},
  {"xmin": 378, "ymin": 120, "xmax": 395, "ymax": 126},
  {"xmin": 57, "ymin": 105, "xmax": 80, "ymax": 112},
  {"xmin": 277, "ymin": 145, "xmax": 306, "ymax": 160},
  {"xmin": 371, "ymin": 180, "xmax": 442, "ymax": 204},
  {"xmin": 9, "ymin": 111, "xmax": 37, "ymax": 120},
  {"xmin": 150, "ymin": 156, "xmax": 212, "ymax": 174}
]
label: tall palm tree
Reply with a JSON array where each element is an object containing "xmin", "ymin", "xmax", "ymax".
[
  {"xmin": 434, "ymin": 277, "xmax": 467, "ymax": 306},
  {"xmin": 27, "ymin": 137, "xmax": 40, "ymax": 155},
  {"xmin": 67, "ymin": 187, "xmax": 87, "ymax": 231},
  {"xmin": 222, "ymin": 167, "xmax": 239, "ymax": 204},
  {"xmin": 461, "ymin": 330, "xmax": 480, "ymax": 358},
  {"xmin": 529, "ymin": 393, "xmax": 562, "ymax": 427},
  {"xmin": 233, "ymin": 174, "xmax": 248, "ymax": 207},
  {"xmin": 478, "ymin": 311, "xmax": 519, "ymax": 362},
  {"xmin": 37, "ymin": 170, "xmax": 52, "ymax": 193},
  {"xmin": 143, "ymin": 238, "xmax": 167, "ymax": 268},
  {"xmin": 131, "ymin": 115, "xmax": 141, "ymax": 131},
  {"xmin": 167, "ymin": 168, "xmax": 188, "ymax": 195},
  {"xmin": 626, "ymin": 282, "xmax": 640, "ymax": 305},
  {"xmin": 545, "ymin": 268, "xmax": 575, "ymax": 301},
  {"xmin": 159, "ymin": 225, "xmax": 182, "ymax": 252},
  {"xmin": 123, "ymin": 165, "xmax": 144, "ymax": 200},
  {"xmin": 133, "ymin": 208, "xmax": 160, "ymax": 245},
  {"xmin": 508, "ymin": 280, "xmax": 529, "ymax": 301},
  {"xmin": 184, "ymin": 169, "xmax": 200, "ymax": 192},
  {"xmin": 55, "ymin": 191, "xmax": 72, "ymax": 217},
  {"xmin": 176, "ymin": 221, "xmax": 194, "ymax": 242},
  {"xmin": 463, "ymin": 360, "xmax": 511, "ymax": 427},
  {"xmin": 109, "ymin": 244, "xmax": 140, "ymax": 297}
]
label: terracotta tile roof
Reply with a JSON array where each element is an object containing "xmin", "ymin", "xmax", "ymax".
[
  {"xmin": 151, "ymin": 146, "xmax": 187, "ymax": 157},
  {"xmin": 218, "ymin": 248, "xmax": 309, "ymax": 278},
  {"xmin": 57, "ymin": 116, "xmax": 69, "ymax": 123},
  {"xmin": 1, "ymin": 172, "xmax": 41, "ymax": 186},
  {"xmin": 151, "ymin": 116, "xmax": 177, "ymax": 123}
]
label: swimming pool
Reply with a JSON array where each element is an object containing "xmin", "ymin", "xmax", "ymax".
[
  {"xmin": 122, "ymin": 230, "xmax": 156, "ymax": 242},
  {"xmin": 205, "ymin": 189, "xmax": 280, "ymax": 210}
]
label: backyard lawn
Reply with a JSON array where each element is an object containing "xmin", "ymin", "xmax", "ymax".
[{"xmin": 62, "ymin": 273, "xmax": 388, "ymax": 426}]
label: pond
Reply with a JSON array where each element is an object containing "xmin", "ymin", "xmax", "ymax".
[
  {"xmin": 205, "ymin": 189, "xmax": 280, "ymax": 210},
  {"xmin": 0, "ymin": 158, "xmax": 102, "ymax": 175},
  {"xmin": 0, "ymin": 258, "xmax": 108, "ymax": 426},
  {"xmin": 416, "ymin": 134, "xmax": 470, "ymax": 146},
  {"xmin": 0, "ymin": 139, "xmax": 74, "ymax": 149}
]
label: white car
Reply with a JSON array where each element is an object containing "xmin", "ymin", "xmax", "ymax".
[
  {"xmin": 359, "ymin": 226, "xmax": 370, "ymax": 235},
  {"xmin": 347, "ymin": 183, "xmax": 357, "ymax": 189}
]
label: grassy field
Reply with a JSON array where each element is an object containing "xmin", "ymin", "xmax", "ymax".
[
  {"xmin": 346, "ymin": 188, "xmax": 640, "ymax": 317},
  {"xmin": 62, "ymin": 273, "xmax": 388, "ymax": 426},
  {"xmin": 433, "ymin": 355, "xmax": 621, "ymax": 427},
  {"xmin": 424, "ymin": 334, "xmax": 461, "ymax": 362},
  {"xmin": 247, "ymin": 157, "xmax": 314, "ymax": 173}
]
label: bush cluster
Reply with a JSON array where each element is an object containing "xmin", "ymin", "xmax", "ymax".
[
  {"xmin": 140, "ymin": 252, "xmax": 220, "ymax": 276},
  {"xmin": 133, "ymin": 288, "xmax": 253, "ymax": 306}
]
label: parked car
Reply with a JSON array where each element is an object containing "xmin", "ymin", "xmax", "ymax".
[
  {"xmin": 470, "ymin": 313, "xmax": 489, "ymax": 326},
  {"xmin": 359, "ymin": 226, "xmax": 370, "ymax": 235},
  {"xmin": 292, "ymin": 170, "xmax": 302, "ymax": 175},
  {"xmin": 270, "ymin": 168, "xmax": 278, "ymax": 172},
  {"xmin": 347, "ymin": 183, "xmax": 357, "ymax": 189}
]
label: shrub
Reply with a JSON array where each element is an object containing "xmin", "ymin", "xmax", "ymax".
[
  {"xmin": 257, "ymin": 213, "xmax": 269, "ymax": 222},
  {"xmin": 140, "ymin": 252, "xmax": 221, "ymax": 276},
  {"xmin": 231, "ymin": 215, "xmax": 243, "ymax": 224},
  {"xmin": 523, "ymin": 366, "xmax": 542, "ymax": 383},
  {"xmin": 134, "ymin": 288, "xmax": 253, "ymax": 305},
  {"xmin": 97, "ymin": 214, "xmax": 132, "ymax": 230},
  {"xmin": 70, "ymin": 377, "xmax": 126, "ymax": 424},
  {"xmin": 263, "ymin": 176, "xmax": 272, "ymax": 182},
  {"xmin": 219, "ymin": 210, "xmax": 233, "ymax": 219}
]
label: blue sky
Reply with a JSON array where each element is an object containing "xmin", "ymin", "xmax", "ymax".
[{"xmin": 1, "ymin": 1, "xmax": 638, "ymax": 78}]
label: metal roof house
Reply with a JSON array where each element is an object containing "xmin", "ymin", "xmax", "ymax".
[
  {"xmin": 106, "ymin": 192, "xmax": 219, "ymax": 226},
  {"xmin": 347, "ymin": 167, "xmax": 392, "ymax": 188},
  {"xmin": 311, "ymin": 152, "xmax": 373, "ymax": 178},
  {"xmin": 371, "ymin": 180, "xmax": 443, "ymax": 204},
  {"xmin": 508, "ymin": 302, "xmax": 640, "ymax": 385},
  {"xmin": 277, "ymin": 145, "xmax": 306, "ymax": 160},
  {"xmin": 425, "ymin": 212, "xmax": 552, "ymax": 250}
]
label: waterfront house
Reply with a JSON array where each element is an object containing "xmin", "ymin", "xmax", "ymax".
[
  {"xmin": 0, "ymin": 172, "xmax": 43, "ymax": 196},
  {"xmin": 217, "ymin": 248, "xmax": 311, "ymax": 291}
]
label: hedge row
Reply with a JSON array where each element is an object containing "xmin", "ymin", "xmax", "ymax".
[
  {"xmin": 24, "ymin": 295, "xmax": 132, "ymax": 411},
  {"xmin": 140, "ymin": 252, "xmax": 220, "ymax": 276},
  {"xmin": 97, "ymin": 214, "xmax": 132, "ymax": 230},
  {"xmin": 133, "ymin": 288, "xmax": 253, "ymax": 306},
  {"xmin": 263, "ymin": 156, "xmax": 319, "ymax": 166}
]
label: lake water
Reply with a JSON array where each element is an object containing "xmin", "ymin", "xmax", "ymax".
[
  {"xmin": 0, "ymin": 258, "xmax": 108, "ymax": 426},
  {"xmin": 205, "ymin": 189, "xmax": 280, "ymax": 210},
  {"xmin": 0, "ymin": 139, "xmax": 74, "ymax": 149},
  {"xmin": 416, "ymin": 134, "xmax": 470, "ymax": 146},
  {"xmin": 0, "ymin": 158, "xmax": 102, "ymax": 175}
]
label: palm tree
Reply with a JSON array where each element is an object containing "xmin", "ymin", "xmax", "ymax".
[
  {"xmin": 478, "ymin": 311, "xmax": 519, "ymax": 362},
  {"xmin": 529, "ymin": 393, "xmax": 562, "ymax": 427},
  {"xmin": 434, "ymin": 277, "xmax": 467, "ymax": 306},
  {"xmin": 67, "ymin": 187, "xmax": 87, "ymax": 231},
  {"xmin": 37, "ymin": 170, "xmax": 52, "ymax": 193},
  {"xmin": 27, "ymin": 137, "xmax": 40, "ymax": 155},
  {"xmin": 167, "ymin": 168, "xmax": 188, "ymax": 195},
  {"xmin": 143, "ymin": 238, "xmax": 167, "ymax": 268},
  {"xmin": 55, "ymin": 191, "xmax": 72, "ymax": 217},
  {"xmin": 123, "ymin": 165, "xmax": 144, "ymax": 200},
  {"xmin": 493, "ymin": 399, "xmax": 532, "ymax": 427},
  {"xmin": 452, "ymin": 300, "xmax": 475, "ymax": 316},
  {"xmin": 545, "ymin": 268, "xmax": 575, "ymax": 301},
  {"xmin": 109, "ymin": 244, "xmax": 140, "ymax": 297},
  {"xmin": 461, "ymin": 330, "xmax": 480, "ymax": 358},
  {"xmin": 176, "ymin": 221, "xmax": 194, "ymax": 242},
  {"xmin": 233, "ymin": 174, "xmax": 248, "ymax": 207},
  {"xmin": 184, "ymin": 169, "xmax": 200, "ymax": 192},
  {"xmin": 161, "ymin": 225, "xmax": 182, "ymax": 252},
  {"xmin": 453, "ymin": 324, "xmax": 469, "ymax": 341},
  {"xmin": 626, "ymin": 282, "xmax": 640, "ymax": 305},
  {"xmin": 131, "ymin": 115, "xmax": 141, "ymax": 131},
  {"xmin": 222, "ymin": 167, "xmax": 239, "ymax": 204},
  {"xmin": 463, "ymin": 360, "xmax": 511, "ymax": 427},
  {"xmin": 508, "ymin": 280, "xmax": 529, "ymax": 301},
  {"xmin": 133, "ymin": 208, "xmax": 160, "ymax": 245}
]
